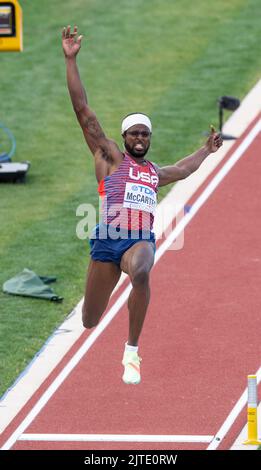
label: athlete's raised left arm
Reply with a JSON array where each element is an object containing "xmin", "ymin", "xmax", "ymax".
[{"xmin": 157, "ymin": 126, "xmax": 223, "ymax": 187}]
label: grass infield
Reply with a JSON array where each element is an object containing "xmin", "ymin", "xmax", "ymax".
[{"xmin": 0, "ymin": 0, "xmax": 260, "ymax": 396}]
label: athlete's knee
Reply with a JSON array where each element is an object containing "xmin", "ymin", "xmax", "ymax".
[
  {"xmin": 82, "ymin": 304, "xmax": 100, "ymax": 329},
  {"xmin": 131, "ymin": 268, "xmax": 150, "ymax": 288},
  {"xmin": 82, "ymin": 314, "xmax": 99, "ymax": 329},
  {"xmin": 82, "ymin": 316, "xmax": 99, "ymax": 329}
]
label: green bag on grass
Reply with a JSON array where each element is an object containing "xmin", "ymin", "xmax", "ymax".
[{"xmin": 3, "ymin": 268, "xmax": 63, "ymax": 302}]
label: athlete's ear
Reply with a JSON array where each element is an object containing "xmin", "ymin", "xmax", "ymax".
[{"xmin": 122, "ymin": 132, "xmax": 126, "ymax": 149}]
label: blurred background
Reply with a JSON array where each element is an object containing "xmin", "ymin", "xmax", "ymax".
[{"xmin": 0, "ymin": 0, "xmax": 260, "ymax": 397}]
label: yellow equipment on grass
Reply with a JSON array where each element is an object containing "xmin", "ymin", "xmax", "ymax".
[{"xmin": 0, "ymin": 1, "xmax": 23, "ymax": 51}]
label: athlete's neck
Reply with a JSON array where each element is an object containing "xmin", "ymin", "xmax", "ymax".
[{"xmin": 125, "ymin": 151, "xmax": 147, "ymax": 165}]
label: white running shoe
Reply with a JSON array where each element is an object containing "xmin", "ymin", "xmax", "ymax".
[{"xmin": 122, "ymin": 351, "xmax": 141, "ymax": 384}]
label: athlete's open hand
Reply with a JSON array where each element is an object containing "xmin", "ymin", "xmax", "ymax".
[
  {"xmin": 62, "ymin": 25, "xmax": 83, "ymax": 58},
  {"xmin": 206, "ymin": 125, "xmax": 223, "ymax": 153}
]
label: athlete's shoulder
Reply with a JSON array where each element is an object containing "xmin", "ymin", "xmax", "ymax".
[
  {"xmin": 95, "ymin": 140, "xmax": 123, "ymax": 165},
  {"xmin": 149, "ymin": 160, "xmax": 160, "ymax": 175}
]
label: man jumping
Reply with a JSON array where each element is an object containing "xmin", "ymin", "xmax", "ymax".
[{"xmin": 62, "ymin": 25, "xmax": 223, "ymax": 385}]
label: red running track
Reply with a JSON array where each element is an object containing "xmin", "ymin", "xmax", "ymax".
[{"xmin": 1, "ymin": 116, "xmax": 261, "ymax": 451}]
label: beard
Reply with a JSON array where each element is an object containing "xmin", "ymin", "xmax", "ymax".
[{"xmin": 124, "ymin": 141, "xmax": 150, "ymax": 158}]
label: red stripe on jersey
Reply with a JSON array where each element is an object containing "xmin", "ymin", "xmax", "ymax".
[{"xmin": 97, "ymin": 153, "xmax": 159, "ymax": 231}]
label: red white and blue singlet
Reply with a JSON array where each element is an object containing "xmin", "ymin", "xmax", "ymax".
[
  {"xmin": 98, "ymin": 153, "xmax": 159, "ymax": 232},
  {"xmin": 90, "ymin": 153, "xmax": 159, "ymax": 264}
]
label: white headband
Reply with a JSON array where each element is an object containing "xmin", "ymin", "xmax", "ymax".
[{"xmin": 121, "ymin": 113, "xmax": 152, "ymax": 134}]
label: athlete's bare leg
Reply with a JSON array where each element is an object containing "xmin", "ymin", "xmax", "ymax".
[
  {"xmin": 82, "ymin": 260, "xmax": 121, "ymax": 328},
  {"xmin": 120, "ymin": 241, "xmax": 155, "ymax": 346}
]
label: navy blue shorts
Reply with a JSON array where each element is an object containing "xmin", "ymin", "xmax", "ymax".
[{"xmin": 89, "ymin": 224, "xmax": 156, "ymax": 265}]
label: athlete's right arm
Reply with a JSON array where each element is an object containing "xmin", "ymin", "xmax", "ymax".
[{"xmin": 62, "ymin": 26, "xmax": 121, "ymax": 159}]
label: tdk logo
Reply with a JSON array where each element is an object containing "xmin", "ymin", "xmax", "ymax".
[
  {"xmin": 131, "ymin": 184, "xmax": 154, "ymax": 196},
  {"xmin": 129, "ymin": 167, "xmax": 159, "ymax": 186}
]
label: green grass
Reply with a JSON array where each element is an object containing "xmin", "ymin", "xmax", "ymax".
[{"xmin": 0, "ymin": 0, "xmax": 260, "ymax": 397}]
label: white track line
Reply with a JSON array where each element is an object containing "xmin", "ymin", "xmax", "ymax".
[
  {"xmin": 1, "ymin": 119, "xmax": 260, "ymax": 451},
  {"xmin": 18, "ymin": 433, "xmax": 213, "ymax": 443},
  {"xmin": 1, "ymin": 84, "xmax": 260, "ymax": 436},
  {"xmin": 207, "ymin": 366, "xmax": 261, "ymax": 450}
]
